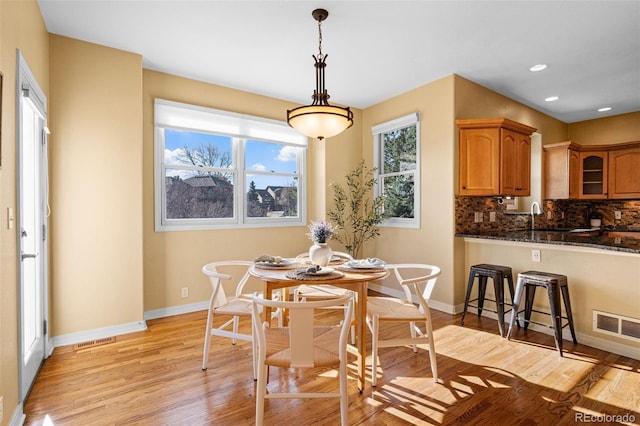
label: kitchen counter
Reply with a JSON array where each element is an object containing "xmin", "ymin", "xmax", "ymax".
[
  {"xmin": 456, "ymin": 229, "xmax": 640, "ymax": 254},
  {"xmin": 460, "ymin": 233, "xmax": 640, "ymax": 359}
]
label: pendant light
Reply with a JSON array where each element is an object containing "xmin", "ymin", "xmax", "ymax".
[{"xmin": 287, "ymin": 8, "xmax": 353, "ymax": 140}]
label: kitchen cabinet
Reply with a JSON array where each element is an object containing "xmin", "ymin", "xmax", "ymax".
[
  {"xmin": 544, "ymin": 140, "xmax": 640, "ymax": 200},
  {"xmin": 608, "ymin": 144, "xmax": 640, "ymax": 198},
  {"xmin": 579, "ymin": 150, "xmax": 608, "ymax": 199},
  {"xmin": 543, "ymin": 141, "xmax": 580, "ymax": 199},
  {"xmin": 457, "ymin": 118, "xmax": 536, "ymax": 196}
]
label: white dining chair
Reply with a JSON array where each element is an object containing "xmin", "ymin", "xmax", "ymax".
[
  {"xmin": 366, "ymin": 263, "xmax": 441, "ymax": 386},
  {"xmin": 252, "ymin": 292, "xmax": 354, "ymax": 426},
  {"xmin": 293, "ymin": 251, "xmax": 356, "ymax": 343},
  {"xmin": 201, "ymin": 261, "xmax": 282, "ymax": 377}
]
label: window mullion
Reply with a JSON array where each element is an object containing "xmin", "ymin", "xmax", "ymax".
[{"xmin": 236, "ymin": 137, "xmax": 245, "ymax": 224}]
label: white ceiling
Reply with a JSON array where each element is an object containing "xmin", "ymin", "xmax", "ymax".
[{"xmin": 38, "ymin": 0, "xmax": 640, "ymax": 123}]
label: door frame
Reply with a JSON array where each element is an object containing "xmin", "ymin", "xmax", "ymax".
[{"xmin": 16, "ymin": 49, "xmax": 50, "ymax": 401}]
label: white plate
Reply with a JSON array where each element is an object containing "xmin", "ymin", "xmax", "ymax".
[
  {"xmin": 306, "ymin": 267, "xmax": 334, "ymax": 275},
  {"xmin": 345, "ymin": 261, "xmax": 384, "ymax": 269},
  {"xmin": 257, "ymin": 258, "xmax": 295, "ymax": 267}
]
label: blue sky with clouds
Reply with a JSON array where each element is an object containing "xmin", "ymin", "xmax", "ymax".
[{"xmin": 164, "ymin": 129, "xmax": 299, "ymax": 189}]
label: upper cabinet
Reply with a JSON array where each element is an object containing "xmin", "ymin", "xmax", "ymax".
[
  {"xmin": 457, "ymin": 118, "xmax": 536, "ymax": 196},
  {"xmin": 579, "ymin": 150, "xmax": 608, "ymax": 199},
  {"xmin": 543, "ymin": 141, "xmax": 580, "ymax": 199},
  {"xmin": 543, "ymin": 140, "xmax": 640, "ymax": 199},
  {"xmin": 608, "ymin": 144, "xmax": 640, "ymax": 198}
]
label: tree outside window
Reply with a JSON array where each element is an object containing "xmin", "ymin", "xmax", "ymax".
[
  {"xmin": 154, "ymin": 99, "xmax": 306, "ymax": 230},
  {"xmin": 373, "ymin": 113, "xmax": 420, "ymax": 228}
]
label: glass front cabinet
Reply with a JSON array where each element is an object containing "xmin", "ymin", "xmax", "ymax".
[{"xmin": 579, "ymin": 151, "xmax": 608, "ymax": 199}]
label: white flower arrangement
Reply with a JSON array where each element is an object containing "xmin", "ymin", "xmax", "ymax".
[{"xmin": 308, "ymin": 220, "xmax": 334, "ymax": 244}]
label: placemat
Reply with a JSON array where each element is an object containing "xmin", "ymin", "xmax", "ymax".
[
  {"xmin": 337, "ymin": 265, "xmax": 387, "ymax": 273},
  {"xmin": 285, "ymin": 269, "xmax": 345, "ymax": 280},
  {"xmin": 297, "ymin": 258, "xmax": 349, "ymax": 266}
]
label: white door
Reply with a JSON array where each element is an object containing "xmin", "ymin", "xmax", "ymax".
[{"xmin": 18, "ymin": 51, "xmax": 49, "ymax": 400}]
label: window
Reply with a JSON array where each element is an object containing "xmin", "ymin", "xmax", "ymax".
[
  {"xmin": 154, "ymin": 99, "xmax": 307, "ymax": 230},
  {"xmin": 372, "ymin": 113, "xmax": 420, "ymax": 228}
]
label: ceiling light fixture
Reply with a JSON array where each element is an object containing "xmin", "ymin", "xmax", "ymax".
[
  {"xmin": 286, "ymin": 8, "xmax": 353, "ymax": 140},
  {"xmin": 545, "ymin": 96, "xmax": 559, "ymax": 102},
  {"xmin": 529, "ymin": 64, "xmax": 548, "ymax": 72},
  {"xmin": 598, "ymin": 107, "xmax": 612, "ymax": 112}
]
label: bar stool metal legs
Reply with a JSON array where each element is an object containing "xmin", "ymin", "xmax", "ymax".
[
  {"xmin": 461, "ymin": 264, "xmax": 516, "ymax": 337},
  {"xmin": 506, "ymin": 271, "xmax": 578, "ymax": 356}
]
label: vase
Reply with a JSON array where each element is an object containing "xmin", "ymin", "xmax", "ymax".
[{"xmin": 309, "ymin": 242, "xmax": 332, "ymax": 267}]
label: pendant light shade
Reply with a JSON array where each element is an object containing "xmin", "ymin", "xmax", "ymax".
[
  {"xmin": 287, "ymin": 104, "xmax": 353, "ymax": 140},
  {"xmin": 287, "ymin": 9, "xmax": 353, "ymax": 140}
]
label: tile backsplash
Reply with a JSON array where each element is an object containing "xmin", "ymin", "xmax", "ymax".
[{"xmin": 455, "ymin": 196, "xmax": 640, "ymax": 234}]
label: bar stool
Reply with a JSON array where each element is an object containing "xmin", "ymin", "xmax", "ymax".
[
  {"xmin": 506, "ymin": 271, "xmax": 578, "ymax": 356},
  {"xmin": 461, "ymin": 264, "xmax": 517, "ymax": 337}
]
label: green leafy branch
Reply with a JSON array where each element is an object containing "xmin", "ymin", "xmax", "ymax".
[{"xmin": 327, "ymin": 161, "xmax": 386, "ymax": 258}]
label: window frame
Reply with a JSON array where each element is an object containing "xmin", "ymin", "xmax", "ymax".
[
  {"xmin": 372, "ymin": 112, "xmax": 421, "ymax": 229},
  {"xmin": 154, "ymin": 99, "xmax": 307, "ymax": 231}
]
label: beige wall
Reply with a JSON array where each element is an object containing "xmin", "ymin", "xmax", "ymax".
[
  {"xmin": 361, "ymin": 74, "xmax": 572, "ymax": 309},
  {"xmin": 567, "ymin": 111, "xmax": 640, "ymax": 145},
  {"xmin": 362, "ymin": 75, "xmax": 457, "ymax": 307},
  {"xmin": 451, "ymin": 76, "xmax": 570, "ymax": 306},
  {"xmin": 141, "ymin": 70, "xmax": 363, "ymax": 311},
  {"xmin": 0, "ymin": 0, "xmax": 49, "ymax": 421},
  {"xmin": 454, "ymin": 76, "xmax": 569, "ymax": 145},
  {"xmin": 48, "ymin": 35, "xmax": 144, "ymax": 335}
]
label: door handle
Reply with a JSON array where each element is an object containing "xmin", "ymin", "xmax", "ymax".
[{"xmin": 21, "ymin": 253, "xmax": 38, "ymax": 260}]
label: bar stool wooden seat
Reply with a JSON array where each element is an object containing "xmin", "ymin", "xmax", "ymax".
[
  {"xmin": 461, "ymin": 264, "xmax": 517, "ymax": 337},
  {"xmin": 506, "ymin": 271, "xmax": 578, "ymax": 356}
]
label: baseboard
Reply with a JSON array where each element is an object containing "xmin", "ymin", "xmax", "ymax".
[
  {"xmin": 9, "ymin": 402, "xmax": 25, "ymax": 426},
  {"xmin": 370, "ymin": 284, "xmax": 640, "ymax": 361},
  {"xmin": 144, "ymin": 301, "xmax": 208, "ymax": 320},
  {"xmin": 49, "ymin": 302, "xmax": 208, "ymax": 349},
  {"xmin": 49, "ymin": 294, "xmax": 639, "ymax": 362},
  {"xmin": 51, "ymin": 320, "xmax": 147, "ymax": 349},
  {"xmin": 463, "ymin": 306, "xmax": 640, "ymax": 361},
  {"xmin": 367, "ymin": 282, "xmax": 456, "ymax": 314},
  {"xmin": 45, "ymin": 337, "xmax": 54, "ymax": 358}
]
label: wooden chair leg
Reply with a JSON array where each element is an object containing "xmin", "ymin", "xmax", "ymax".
[
  {"xmin": 371, "ymin": 315, "xmax": 379, "ymax": 387},
  {"xmin": 255, "ymin": 362, "xmax": 267, "ymax": 426},
  {"xmin": 425, "ymin": 316, "xmax": 438, "ymax": 382},
  {"xmin": 202, "ymin": 312, "xmax": 214, "ymax": 370}
]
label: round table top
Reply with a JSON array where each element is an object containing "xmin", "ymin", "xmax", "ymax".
[{"xmin": 250, "ymin": 264, "xmax": 389, "ymax": 284}]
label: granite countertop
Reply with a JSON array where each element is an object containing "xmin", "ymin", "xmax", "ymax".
[{"xmin": 456, "ymin": 228, "xmax": 640, "ymax": 254}]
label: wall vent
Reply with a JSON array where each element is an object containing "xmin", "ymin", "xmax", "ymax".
[
  {"xmin": 593, "ymin": 310, "xmax": 640, "ymax": 341},
  {"xmin": 73, "ymin": 336, "xmax": 116, "ymax": 350}
]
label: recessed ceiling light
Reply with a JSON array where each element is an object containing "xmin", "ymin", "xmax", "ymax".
[
  {"xmin": 545, "ymin": 96, "xmax": 559, "ymax": 102},
  {"xmin": 597, "ymin": 107, "xmax": 612, "ymax": 112},
  {"xmin": 530, "ymin": 64, "xmax": 548, "ymax": 72}
]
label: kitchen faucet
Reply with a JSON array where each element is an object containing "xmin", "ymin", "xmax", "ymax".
[{"xmin": 530, "ymin": 201, "xmax": 541, "ymax": 230}]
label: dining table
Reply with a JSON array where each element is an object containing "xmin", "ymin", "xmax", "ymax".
[{"xmin": 249, "ymin": 260, "xmax": 389, "ymax": 392}]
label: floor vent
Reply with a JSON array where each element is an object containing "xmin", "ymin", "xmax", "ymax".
[
  {"xmin": 74, "ymin": 336, "xmax": 116, "ymax": 350},
  {"xmin": 593, "ymin": 311, "xmax": 640, "ymax": 341}
]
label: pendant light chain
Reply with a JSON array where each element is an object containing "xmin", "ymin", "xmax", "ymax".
[
  {"xmin": 286, "ymin": 8, "xmax": 353, "ymax": 140},
  {"xmin": 317, "ymin": 17, "xmax": 323, "ymax": 60}
]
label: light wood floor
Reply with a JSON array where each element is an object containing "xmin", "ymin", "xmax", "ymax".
[{"xmin": 24, "ymin": 303, "xmax": 640, "ymax": 425}]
